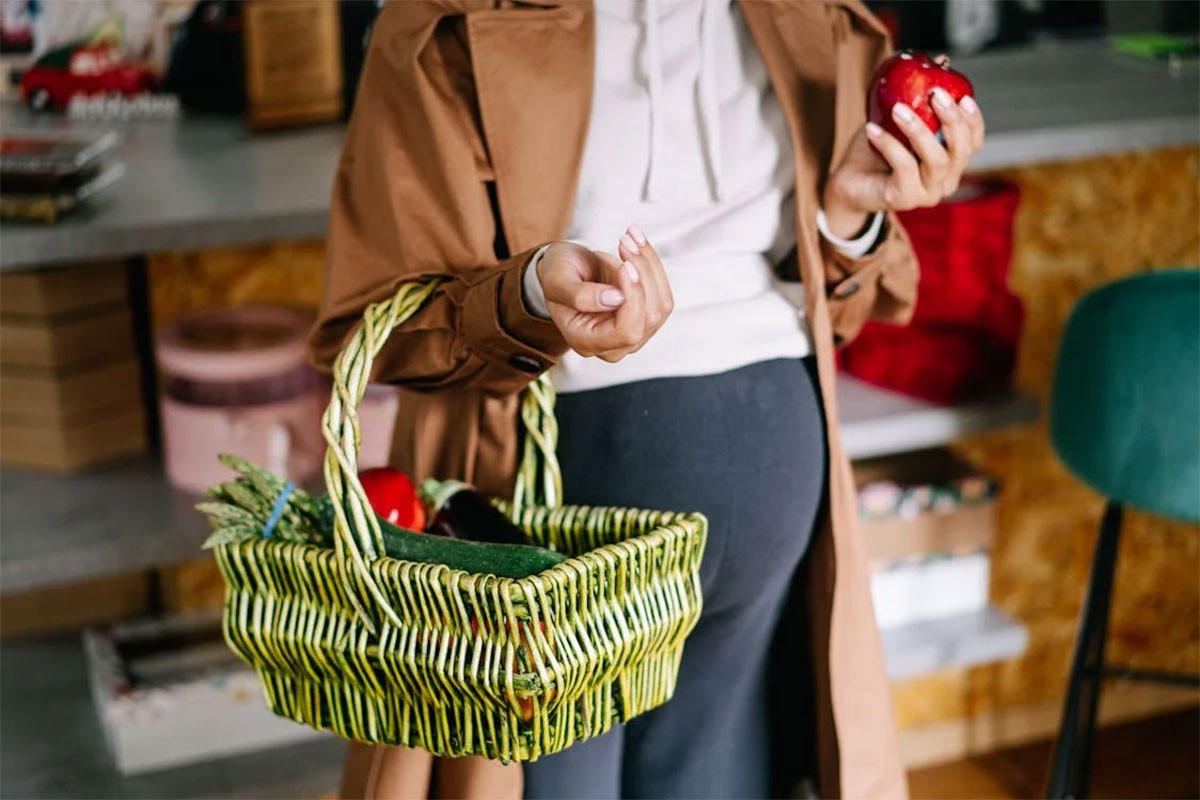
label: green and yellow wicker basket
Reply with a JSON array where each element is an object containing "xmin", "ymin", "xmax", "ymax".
[{"xmin": 206, "ymin": 281, "xmax": 708, "ymax": 762}]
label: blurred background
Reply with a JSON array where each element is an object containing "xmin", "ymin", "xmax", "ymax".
[{"xmin": 0, "ymin": 1, "xmax": 1196, "ymax": 799}]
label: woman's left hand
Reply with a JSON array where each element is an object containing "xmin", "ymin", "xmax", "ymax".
[{"xmin": 822, "ymin": 87, "xmax": 985, "ymax": 238}]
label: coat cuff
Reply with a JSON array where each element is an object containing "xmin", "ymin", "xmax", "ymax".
[
  {"xmin": 460, "ymin": 247, "xmax": 567, "ymax": 379},
  {"xmin": 825, "ymin": 213, "xmax": 899, "ymax": 288}
]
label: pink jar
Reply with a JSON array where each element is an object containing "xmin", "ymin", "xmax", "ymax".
[{"xmin": 156, "ymin": 306, "xmax": 326, "ymax": 495}]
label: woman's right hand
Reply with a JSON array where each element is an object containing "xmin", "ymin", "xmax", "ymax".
[{"xmin": 538, "ymin": 226, "xmax": 673, "ymax": 363}]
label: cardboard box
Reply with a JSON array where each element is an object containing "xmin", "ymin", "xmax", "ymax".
[
  {"xmin": 860, "ymin": 502, "xmax": 996, "ymax": 564},
  {"xmin": 0, "ymin": 404, "xmax": 146, "ymax": 472},
  {"xmin": 0, "ymin": 358, "xmax": 142, "ymax": 419},
  {"xmin": 0, "ymin": 262, "xmax": 127, "ymax": 317},
  {"xmin": 854, "ymin": 448, "xmax": 997, "ymax": 563},
  {"xmin": 0, "ymin": 304, "xmax": 135, "ymax": 369},
  {"xmin": 0, "ymin": 572, "xmax": 151, "ymax": 639},
  {"xmin": 84, "ymin": 614, "xmax": 321, "ymax": 774}
]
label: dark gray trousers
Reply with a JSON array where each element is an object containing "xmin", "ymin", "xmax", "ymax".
[{"xmin": 523, "ymin": 358, "xmax": 827, "ymax": 800}]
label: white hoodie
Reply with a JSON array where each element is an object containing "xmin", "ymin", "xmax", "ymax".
[{"xmin": 524, "ymin": 0, "xmax": 881, "ymax": 394}]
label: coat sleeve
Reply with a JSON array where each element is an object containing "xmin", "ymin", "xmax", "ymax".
[
  {"xmin": 821, "ymin": 1, "xmax": 920, "ymax": 345},
  {"xmin": 308, "ymin": 1, "xmax": 567, "ymax": 396}
]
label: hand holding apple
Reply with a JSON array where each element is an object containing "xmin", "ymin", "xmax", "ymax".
[
  {"xmin": 868, "ymin": 52, "xmax": 974, "ymax": 148},
  {"xmin": 822, "ymin": 51, "xmax": 985, "ymax": 239}
]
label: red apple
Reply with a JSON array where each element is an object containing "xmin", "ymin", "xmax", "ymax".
[{"xmin": 868, "ymin": 51, "xmax": 974, "ymax": 150}]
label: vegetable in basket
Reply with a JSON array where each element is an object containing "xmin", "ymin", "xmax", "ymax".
[
  {"xmin": 199, "ymin": 454, "xmax": 566, "ymax": 579},
  {"xmin": 421, "ymin": 478, "xmax": 536, "ymax": 545},
  {"xmin": 360, "ymin": 467, "xmax": 426, "ymax": 530}
]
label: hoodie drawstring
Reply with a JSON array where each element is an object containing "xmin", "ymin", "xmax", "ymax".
[
  {"xmin": 697, "ymin": 0, "xmax": 724, "ymax": 202},
  {"xmin": 641, "ymin": 0, "xmax": 724, "ymax": 203},
  {"xmin": 642, "ymin": 0, "xmax": 665, "ymax": 202}
]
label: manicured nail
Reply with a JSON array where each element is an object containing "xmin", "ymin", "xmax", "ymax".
[
  {"xmin": 866, "ymin": 121, "xmax": 884, "ymax": 138},
  {"xmin": 600, "ymin": 288, "xmax": 624, "ymax": 308},
  {"xmin": 892, "ymin": 103, "xmax": 916, "ymax": 124},
  {"xmin": 623, "ymin": 260, "xmax": 640, "ymax": 284},
  {"xmin": 932, "ymin": 88, "xmax": 954, "ymax": 111},
  {"xmin": 628, "ymin": 224, "xmax": 648, "ymax": 246},
  {"xmin": 960, "ymin": 95, "xmax": 979, "ymax": 115},
  {"xmin": 620, "ymin": 233, "xmax": 640, "ymax": 255}
]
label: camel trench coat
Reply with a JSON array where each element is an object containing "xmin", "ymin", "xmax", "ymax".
[{"xmin": 310, "ymin": 1, "xmax": 919, "ymax": 797}]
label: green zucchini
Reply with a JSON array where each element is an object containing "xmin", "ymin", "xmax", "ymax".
[{"xmin": 315, "ymin": 496, "xmax": 567, "ymax": 579}]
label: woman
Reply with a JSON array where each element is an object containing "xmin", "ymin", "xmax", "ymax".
[{"xmin": 311, "ymin": 1, "xmax": 984, "ymax": 798}]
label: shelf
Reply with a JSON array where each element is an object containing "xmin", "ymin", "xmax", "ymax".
[
  {"xmin": 837, "ymin": 375, "xmax": 1039, "ymax": 461},
  {"xmin": 882, "ymin": 606, "xmax": 1029, "ymax": 682},
  {"xmin": 0, "ymin": 457, "xmax": 208, "ymax": 594}
]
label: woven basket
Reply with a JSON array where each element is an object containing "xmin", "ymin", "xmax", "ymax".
[{"xmin": 212, "ymin": 281, "xmax": 708, "ymax": 762}]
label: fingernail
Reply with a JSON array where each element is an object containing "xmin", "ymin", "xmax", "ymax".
[
  {"xmin": 932, "ymin": 88, "xmax": 954, "ymax": 111},
  {"xmin": 600, "ymin": 288, "xmax": 624, "ymax": 308},
  {"xmin": 892, "ymin": 103, "xmax": 916, "ymax": 123},
  {"xmin": 620, "ymin": 233, "xmax": 640, "ymax": 255},
  {"xmin": 623, "ymin": 260, "xmax": 640, "ymax": 284},
  {"xmin": 866, "ymin": 121, "xmax": 884, "ymax": 138},
  {"xmin": 628, "ymin": 224, "xmax": 648, "ymax": 246},
  {"xmin": 960, "ymin": 95, "xmax": 979, "ymax": 115}
]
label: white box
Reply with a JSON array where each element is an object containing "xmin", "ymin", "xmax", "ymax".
[
  {"xmin": 83, "ymin": 613, "xmax": 323, "ymax": 775},
  {"xmin": 871, "ymin": 552, "xmax": 991, "ymax": 630}
]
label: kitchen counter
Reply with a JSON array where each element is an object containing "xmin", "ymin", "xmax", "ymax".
[
  {"xmin": 1, "ymin": 39, "xmax": 1196, "ymax": 271},
  {"xmin": 0, "ymin": 116, "xmax": 342, "ymax": 270},
  {"xmin": 962, "ymin": 39, "xmax": 1198, "ymax": 170}
]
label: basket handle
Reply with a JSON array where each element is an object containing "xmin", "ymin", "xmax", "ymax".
[{"xmin": 321, "ymin": 280, "xmax": 562, "ymax": 631}]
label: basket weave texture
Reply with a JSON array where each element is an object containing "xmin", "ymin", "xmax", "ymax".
[{"xmin": 212, "ymin": 281, "xmax": 708, "ymax": 761}]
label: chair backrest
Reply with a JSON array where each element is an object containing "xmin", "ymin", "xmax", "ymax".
[{"xmin": 1050, "ymin": 269, "xmax": 1200, "ymax": 523}]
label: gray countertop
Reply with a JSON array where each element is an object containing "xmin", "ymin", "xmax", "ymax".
[
  {"xmin": 0, "ymin": 39, "xmax": 1197, "ymax": 271},
  {"xmin": 962, "ymin": 39, "xmax": 1199, "ymax": 170},
  {"xmin": 0, "ymin": 116, "xmax": 342, "ymax": 270}
]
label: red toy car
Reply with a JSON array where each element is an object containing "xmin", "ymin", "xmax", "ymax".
[{"xmin": 20, "ymin": 43, "xmax": 158, "ymax": 111}]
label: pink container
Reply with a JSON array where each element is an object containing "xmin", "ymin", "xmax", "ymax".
[{"xmin": 156, "ymin": 306, "xmax": 326, "ymax": 495}]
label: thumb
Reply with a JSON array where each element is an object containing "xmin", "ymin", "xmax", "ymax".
[{"xmin": 542, "ymin": 256, "xmax": 626, "ymax": 312}]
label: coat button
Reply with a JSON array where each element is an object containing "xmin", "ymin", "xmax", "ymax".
[
  {"xmin": 508, "ymin": 353, "xmax": 544, "ymax": 374},
  {"xmin": 834, "ymin": 280, "xmax": 861, "ymax": 299}
]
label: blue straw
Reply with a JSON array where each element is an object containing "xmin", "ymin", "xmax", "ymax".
[{"xmin": 262, "ymin": 482, "xmax": 296, "ymax": 540}]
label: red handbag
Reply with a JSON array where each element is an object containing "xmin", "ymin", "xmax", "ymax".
[{"xmin": 838, "ymin": 180, "xmax": 1024, "ymax": 404}]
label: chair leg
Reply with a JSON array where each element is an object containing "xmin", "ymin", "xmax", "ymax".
[{"xmin": 1046, "ymin": 501, "xmax": 1123, "ymax": 800}]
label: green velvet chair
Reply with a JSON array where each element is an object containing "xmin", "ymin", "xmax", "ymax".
[{"xmin": 1046, "ymin": 269, "xmax": 1200, "ymax": 799}]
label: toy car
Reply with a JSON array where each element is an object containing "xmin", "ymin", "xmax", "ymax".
[{"xmin": 20, "ymin": 43, "xmax": 158, "ymax": 112}]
